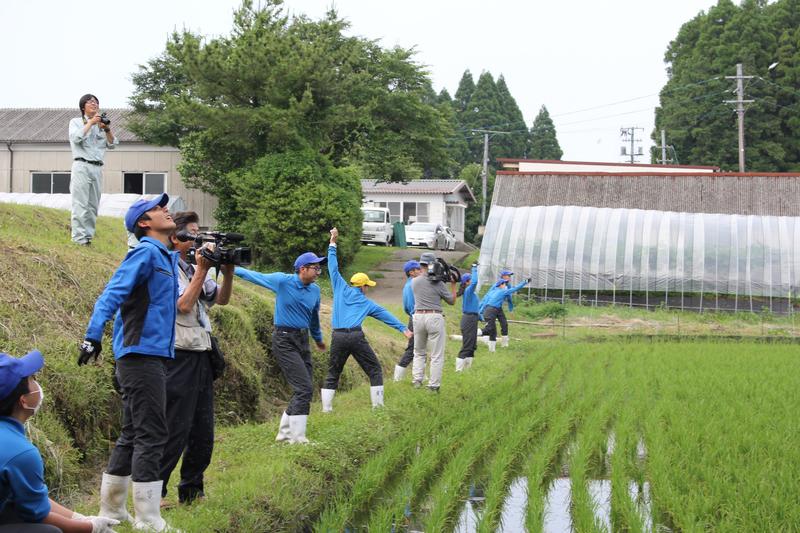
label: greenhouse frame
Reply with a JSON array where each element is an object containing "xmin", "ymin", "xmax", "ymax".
[{"xmin": 479, "ymin": 171, "xmax": 800, "ymax": 314}]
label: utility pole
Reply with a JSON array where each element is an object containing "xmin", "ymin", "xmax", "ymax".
[
  {"xmin": 725, "ymin": 63, "xmax": 754, "ymax": 172},
  {"xmin": 661, "ymin": 129, "xmax": 667, "ymax": 165},
  {"xmin": 471, "ymin": 129, "xmax": 511, "ymax": 226},
  {"xmin": 619, "ymin": 126, "xmax": 644, "ymax": 164}
]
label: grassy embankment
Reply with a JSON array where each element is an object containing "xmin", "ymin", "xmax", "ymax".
[{"xmin": 0, "ymin": 203, "xmax": 396, "ymax": 502}]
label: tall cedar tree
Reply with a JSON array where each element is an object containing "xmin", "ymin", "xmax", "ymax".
[
  {"xmin": 529, "ymin": 106, "xmax": 563, "ymax": 160},
  {"xmin": 654, "ymin": 0, "xmax": 800, "ymax": 170},
  {"xmin": 495, "ymin": 75, "xmax": 530, "ymax": 158}
]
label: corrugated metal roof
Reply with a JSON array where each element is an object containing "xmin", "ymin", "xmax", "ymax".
[
  {"xmin": 492, "ymin": 173, "xmax": 800, "ymax": 217},
  {"xmin": 361, "ymin": 179, "xmax": 476, "ymax": 201},
  {"xmin": 0, "ymin": 108, "xmax": 141, "ymax": 143}
]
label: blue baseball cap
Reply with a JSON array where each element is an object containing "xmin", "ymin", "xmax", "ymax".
[
  {"xmin": 0, "ymin": 351, "xmax": 44, "ymax": 401},
  {"xmin": 125, "ymin": 193, "xmax": 169, "ymax": 233},
  {"xmin": 294, "ymin": 252, "xmax": 327, "ymax": 271},
  {"xmin": 403, "ymin": 260, "xmax": 421, "ymax": 274},
  {"xmin": 494, "ymin": 279, "xmax": 508, "ymax": 288},
  {"xmin": 461, "ymin": 273, "xmax": 472, "ymax": 283},
  {"xmin": 500, "ymin": 269, "xmax": 514, "ymax": 276}
]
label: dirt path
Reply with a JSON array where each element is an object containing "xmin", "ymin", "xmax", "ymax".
[{"xmin": 368, "ymin": 248, "xmax": 470, "ymax": 306}]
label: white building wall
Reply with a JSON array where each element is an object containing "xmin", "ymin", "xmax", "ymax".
[
  {"xmin": 362, "ymin": 192, "xmax": 446, "ymax": 225},
  {"xmin": 3, "ymin": 142, "xmax": 218, "ymax": 227}
]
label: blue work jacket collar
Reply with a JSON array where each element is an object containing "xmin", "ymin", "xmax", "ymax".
[
  {"xmin": 139, "ymin": 236, "xmax": 172, "ymax": 255},
  {"xmin": 292, "ymin": 273, "xmax": 314, "ymax": 290},
  {"xmin": 0, "ymin": 416, "xmax": 25, "ymax": 434}
]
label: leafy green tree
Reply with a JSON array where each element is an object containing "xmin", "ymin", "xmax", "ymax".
[
  {"xmin": 654, "ymin": 0, "xmax": 800, "ymax": 171},
  {"xmin": 529, "ymin": 105, "xmax": 563, "ymax": 160},
  {"xmin": 230, "ymin": 148, "xmax": 362, "ymax": 269},
  {"xmin": 128, "ymin": 0, "xmax": 454, "ymax": 233},
  {"xmin": 494, "ymin": 75, "xmax": 530, "ymax": 158}
]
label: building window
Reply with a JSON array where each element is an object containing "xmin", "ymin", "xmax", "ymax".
[
  {"xmin": 124, "ymin": 172, "xmax": 166, "ymax": 195},
  {"xmin": 417, "ymin": 202, "xmax": 429, "ymax": 223},
  {"xmin": 31, "ymin": 172, "xmax": 71, "ymax": 194},
  {"xmin": 387, "ymin": 202, "xmax": 401, "ymax": 223}
]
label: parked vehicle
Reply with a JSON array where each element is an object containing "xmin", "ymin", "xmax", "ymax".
[
  {"xmin": 405, "ymin": 222, "xmax": 452, "ymax": 249},
  {"xmin": 441, "ymin": 226, "xmax": 457, "ymax": 250},
  {"xmin": 361, "ymin": 206, "xmax": 393, "ymax": 246}
]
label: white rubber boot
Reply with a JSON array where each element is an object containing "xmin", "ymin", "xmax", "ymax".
[
  {"xmin": 289, "ymin": 415, "xmax": 310, "ymax": 444},
  {"xmin": 320, "ymin": 388, "xmax": 335, "ymax": 413},
  {"xmin": 370, "ymin": 385, "xmax": 384, "ymax": 408},
  {"xmin": 477, "ymin": 335, "xmax": 490, "ymax": 344},
  {"xmin": 132, "ymin": 481, "xmax": 179, "ymax": 532},
  {"xmin": 501, "ymin": 335, "xmax": 509, "ymax": 348},
  {"xmin": 99, "ymin": 473, "xmax": 133, "ymax": 522},
  {"xmin": 275, "ymin": 412, "xmax": 291, "ymax": 442},
  {"xmin": 488, "ymin": 340, "xmax": 496, "ymax": 353},
  {"xmin": 393, "ymin": 365, "xmax": 407, "ymax": 382},
  {"xmin": 455, "ymin": 358, "xmax": 465, "ymax": 372},
  {"xmin": 477, "ymin": 327, "xmax": 483, "ymax": 336},
  {"xmin": 465, "ymin": 357, "xmax": 474, "ymax": 369}
]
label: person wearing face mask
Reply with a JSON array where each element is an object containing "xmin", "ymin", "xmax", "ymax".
[
  {"xmin": 68, "ymin": 94, "xmax": 118, "ymax": 246},
  {"xmin": 0, "ymin": 350, "xmax": 119, "ymax": 532},
  {"xmin": 234, "ymin": 251, "xmax": 327, "ymax": 444}
]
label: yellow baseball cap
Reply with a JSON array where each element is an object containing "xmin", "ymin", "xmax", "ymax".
[{"xmin": 350, "ymin": 272, "xmax": 377, "ymax": 287}]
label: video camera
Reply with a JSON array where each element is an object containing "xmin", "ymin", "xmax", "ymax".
[
  {"xmin": 176, "ymin": 230, "xmax": 252, "ymax": 267},
  {"xmin": 427, "ymin": 257, "xmax": 460, "ymax": 283}
]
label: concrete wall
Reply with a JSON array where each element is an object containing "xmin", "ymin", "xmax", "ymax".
[{"xmin": 3, "ymin": 142, "xmax": 218, "ymax": 227}]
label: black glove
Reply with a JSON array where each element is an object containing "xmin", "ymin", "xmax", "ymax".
[
  {"xmin": 525, "ymin": 277, "xmax": 532, "ymax": 283},
  {"xmin": 78, "ymin": 339, "xmax": 102, "ymax": 366}
]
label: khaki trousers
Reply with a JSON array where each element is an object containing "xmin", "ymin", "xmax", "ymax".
[
  {"xmin": 70, "ymin": 160, "xmax": 103, "ymax": 244},
  {"xmin": 412, "ymin": 312, "xmax": 446, "ymax": 387}
]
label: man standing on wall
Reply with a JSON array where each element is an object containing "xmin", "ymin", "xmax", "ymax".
[
  {"xmin": 234, "ymin": 253, "xmax": 326, "ymax": 444},
  {"xmin": 411, "ymin": 252, "xmax": 457, "ymax": 392},
  {"xmin": 393, "ymin": 260, "xmax": 421, "ymax": 382},
  {"xmin": 320, "ymin": 228, "xmax": 412, "ymax": 411},
  {"xmin": 68, "ymin": 94, "xmax": 117, "ymax": 246}
]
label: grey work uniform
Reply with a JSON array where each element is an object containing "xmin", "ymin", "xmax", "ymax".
[
  {"xmin": 411, "ymin": 275, "xmax": 455, "ymax": 388},
  {"xmin": 68, "ymin": 116, "xmax": 117, "ymax": 244}
]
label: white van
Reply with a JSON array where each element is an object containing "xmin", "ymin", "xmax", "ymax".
[{"xmin": 361, "ymin": 206, "xmax": 393, "ymax": 246}]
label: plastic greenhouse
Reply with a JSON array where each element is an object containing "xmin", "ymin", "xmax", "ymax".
[{"xmin": 479, "ymin": 205, "xmax": 800, "ymax": 313}]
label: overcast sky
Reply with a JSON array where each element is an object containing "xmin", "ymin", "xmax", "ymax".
[{"xmin": 1, "ymin": 0, "xmax": 721, "ymax": 163}]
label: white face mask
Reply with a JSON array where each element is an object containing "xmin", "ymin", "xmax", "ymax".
[{"xmin": 22, "ymin": 381, "xmax": 44, "ymax": 415}]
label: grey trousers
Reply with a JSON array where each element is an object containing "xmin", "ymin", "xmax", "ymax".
[
  {"xmin": 272, "ymin": 328, "xmax": 313, "ymax": 415},
  {"xmin": 412, "ymin": 312, "xmax": 446, "ymax": 388},
  {"xmin": 107, "ymin": 355, "xmax": 169, "ymax": 482},
  {"xmin": 325, "ymin": 329, "xmax": 383, "ymax": 389},
  {"xmin": 70, "ymin": 160, "xmax": 103, "ymax": 244},
  {"xmin": 458, "ymin": 312, "xmax": 479, "ymax": 359}
]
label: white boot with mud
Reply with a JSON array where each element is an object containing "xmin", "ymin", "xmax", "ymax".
[
  {"xmin": 370, "ymin": 385, "xmax": 384, "ymax": 408},
  {"xmin": 477, "ymin": 327, "xmax": 483, "ymax": 336},
  {"xmin": 132, "ymin": 481, "xmax": 180, "ymax": 532},
  {"xmin": 465, "ymin": 357, "xmax": 474, "ymax": 369},
  {"xmin": 99, "ymin": 472, "xmax": 133, "ymax": 522},
  {"xmin": 455, "ymin": 358, "xmax": 465, "ymax": 372},
  {"xmin": 393, "ymin": 365, "xmax": 407, "ymax": 382},
  {"xmin": 501, "ymin": 335, "xmax": 509, "ymax": 348},
  {"xmin": 320, "ymin": 388, "xmax": 335, "ymax": 413},
  {"xmin": 289, "ymin": 415, "xmax": 310, "ymax": 444},
  {"xmin": 488, "ymin": 340, "xmax": 496, "ymax": 352},
  {"xmin": 275, "ymin": 411, "xmax": 291, "ymax": 442}
]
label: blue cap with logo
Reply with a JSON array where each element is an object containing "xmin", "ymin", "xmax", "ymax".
[
  {"xmin": 403, "ymin": 260, "xmax": 421, "ymax": 274},
  {"xmin": 461, "ymin": 272, "xmax": 472, "ymax": 283},
  {"xmin": 500, "ymin": 269, "xmax": 514, "ymax": 277},
  {"xmin": 125, "ymin": 193, "xmax": 169, "ymax": 233},
  {"xmin": 293, "ymin": 252, "xmax": 327, "ymax": 271},
  {"xmin": 0, "ymin": 350, "xmax": 44, "ymax": 401}
]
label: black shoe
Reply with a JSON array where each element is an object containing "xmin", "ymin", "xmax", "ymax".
[{"xmin": 427, "ymin": 386, "xmax": 440, "ymax": 393}]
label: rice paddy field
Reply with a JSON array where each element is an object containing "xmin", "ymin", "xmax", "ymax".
[{"xmin": 315, "ymin": 340, "xmax": 800, "ymax": 533}]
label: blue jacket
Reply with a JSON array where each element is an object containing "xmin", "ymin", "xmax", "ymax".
[
  {"xmin": 86, "ymin": 237, "xmax": 179, "ymax": 359},
  {"xmin": 328, "ymin": 245, "xmax": 406, "ymax": 332},
  {"xmin": 461, "ymin": 266, "xmax": 480, "ymax": 314},
  {"xmin": 403, "ymin": 277, "xmax": 415, "ymax": 317},
  {"xmin": 0, "ymin": 417, "xmax": 51, "ymax": 522},
  {"xmin": 234, "ymin": 267, "xmax": 323, "ymax": 343},
  {"xmin": 479, "ymin": 279, "xmax": 529, "ymax": 315}
]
